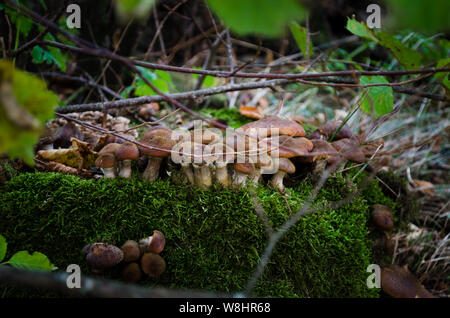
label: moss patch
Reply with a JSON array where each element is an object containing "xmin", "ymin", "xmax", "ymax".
[{"xmin": 0, "ymin": 171, "xmax": 396, "ymax": 298}]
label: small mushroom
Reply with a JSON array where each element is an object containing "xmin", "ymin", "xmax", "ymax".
[
  {"xmin": 83, "ymin": 243, "xmax": 123, "ymax": 272},
  {"xmin": 232, "ymin": 162, "xmax": 254, "ymax": 187},
  {"xmin": 139, "ymin": 230, "xmax": 166, "ymax": 254},
  {"xmin": 95, "ymin": 143, "xmax": 122, "ymax": 178},
  {"xmin": 141, "ymin": 253, "xmax": 166, "ymax": 278},
  {"xmin": 331, "ymin": 138, "xmax": 366, "ymax": 163},
  {"xmin": 121, "ymin": 240, "xmax": 141, "ymax": 262},
  {"xmin": 319, "ymin": 120, "xmax": 355, "ymax": 141},
  {"xmin": 139, "ymin": 127, "xmax": 178, "ymax": 182},
  {"xmin": 115, "ymin": 142, "xmax": 140, "ymax": 178},
  {"xmin": 190, "ymin": 142, "xmax": 214, "ymax": 190},
  {"xmin": 122, "ymin": 262, "xmax": 142, "ymax": 283},
  {"xmin": 210, "ymin": 142, "xmax": 236, "ymax": 187},
  {"xmin": 381, "ymin": 265, "xmax": 434, "ymax": 298},
  {"xmin": 270, "ymin": 158, "xmax": 295, "ymax": 192},
  {"xmin": 371, "ymin": 204, "xmax": 394, "ymax": 231},
  {"xmin": 239, "ymin": 115, "xmax": 306, "ymax": 138}
]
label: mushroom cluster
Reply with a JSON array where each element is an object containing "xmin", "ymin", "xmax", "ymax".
[
  {"xmin": 40, "ymin": 112, "xmax": 383, "ymax": 192},
  {"xmin": 82, "ymin": 230, "xmax": 167, "ymax": 283}
]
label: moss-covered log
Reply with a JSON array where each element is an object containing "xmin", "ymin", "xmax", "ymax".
[{"xmin": 0, "ymin": 171, "xmax": 399, "ymax": 297}]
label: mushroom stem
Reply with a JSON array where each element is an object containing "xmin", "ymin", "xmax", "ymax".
[
  {"xmin": 119, "ymin": 159, "xmax": 133, "ymax": 178},
  {"xmin": 103, "ymin": 167, "xmax": 117, "ymax": 179},
  {"xmin": 270, "ymin": 170, "xmax": 287, "ymax": 192},
  {"xmin": 215, "ymin": 163, "xmax": 230, "ymax": 187},
  {"xmin": 198, "ymin": 165, "xmax": 212, "ymax": 189},
  {"xmin": 250, "ymin": 168, "xmax": 262, "ymax": 184},
  {"xmin": 233, "ymin": 172, "xmax": 248, "ymax": 187},
  {"xmin": 193, "ymin": 164, "xmax": 212, "ymax": 189},
  {"xmin": 181, "ymin": 163, "xmax": 195, "ymax": 185},
  {"xmin": 142, "ymin": 156, "xmax": 163, "ymax": 182}
]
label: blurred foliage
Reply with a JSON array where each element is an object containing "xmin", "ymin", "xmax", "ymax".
[
  {"xmin": 0, "ymin": 61, "xmax": 58, "ymax": 165},
  {"xmin": 385, "ymin": 0, "xmax": 450, "ymax": 34},
  {"xmin": 206, "ymin": 0, "xmax": 307, "ymax": 37},
  {"xmin": 289, "ymin": 21, "xmax": 313, "ymax": 58},
  {"xmin": 115, "ymin": 0, "xmax": 156, "ymax": 23}
]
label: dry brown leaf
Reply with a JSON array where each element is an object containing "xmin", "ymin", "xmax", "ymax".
[
  {"xmin": 239, "ymin": 106, "xmax": 264, "ymax": 119},
  {"xmin": 412, "ymin": 179, "xmax": 435, "ymax": 196}
]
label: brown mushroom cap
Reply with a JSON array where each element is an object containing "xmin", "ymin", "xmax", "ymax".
[
  {"xmin": 234, "ymin": 162, "xmax": 254, "ymax": 175},
  {"xmin": 146, "ymin": 230, "xmax": 166, "ymax": 254},
  {"xmin": 84, "ymin": 243, "xmax": 124, "ymax": 270},
  {"xmin": 139, "ymin": 127, "xmax": 177, "ymax": 157},
  {"xmin": 331, "ymin": 138, "xmax": 366, "ymax": 163},
  {"xmin": 306, "ymin": 129, "xmax": 328, "ymax": 141},
  {"xmin": 320, "ymin": 120, "xmax": 355, "ymax": 141},
  {"xmin": 122, "ymin": 262, "xmax": 142, "ymax": 283},
  {"xmin": 95, "ymin": 153, "xmax": 116, "ymax": 169},
  {"xmin": 98, "ymin": 142, "xmax": 122, "ymax": 155},
  {"xmin": 260, "ymin": 135, "xmax": 313, "ymax": 158},
  {"xmin": 297, "ymin": 139, "xmax": 339, "ymax": 164},
  {"xmin": 381, "ymin": 265, "xmax": 435, "ymax": 298},
  {"xmin": 371, "ymin": 204, "xmax": 394, "ymax": 231},
  {"xmin": 239, "ymin": 115, "xmax": 305, "ymax": 138},
  {"xmin": 115, "ymin": 142, "xmax": 140, "ymax": 161},
  {"xmin": 141, "ymin": 253, "xmax": 166, "ymax": 278},
  {"xmin": 121, "ymin": 240, "xmax": 141, "ymax": 262},
  {"xmin": 277, "ymin": 158, "xmax": 296, "ymax": 174}
]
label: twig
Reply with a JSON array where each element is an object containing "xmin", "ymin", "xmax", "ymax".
[{"xmin": 0, "ymin": 265, "xmax": 226, "ymax": 298}]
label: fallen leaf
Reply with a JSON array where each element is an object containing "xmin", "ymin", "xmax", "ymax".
[{"xmin": 239, "ymin": 106, "xmax": 264, "ymax": 119}]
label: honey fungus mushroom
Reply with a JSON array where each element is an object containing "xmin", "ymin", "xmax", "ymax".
[
  {"xmin": 141, "ymin": 253, "xmax": 166, "ymax": 278},
  {"xmin": 95, "ymin": 143, "xmax": 122, "ymax": 178},
  {"xmin": 270, "ymin": 157, "xmax": 296, "ymax": 192},
  {"xmin": 209, "ymin": 141, "xmax": 236, "ymax": 187},
  {"xmin": 139, "ymin": 230, "xmax": 166, "ymax": 254},
  {"xmin": 239, "ymin": 115, "xmax": 306, "ymax": 138},
  {"xmin": 121, "ymin": 240, "xmax": 141, "ymax": 262},
  {"xmin": 115, "ymin": 142, "xmax": 140, "ymax": 178},
  {"xmin": 232, "ymin": 162, "xmax": 255, "ymax": 187},
  {"xmin": 138, "ymin": 127, "xmax": 177, "ymax": 182},
  {"xmin": 83, "ymin": 243, "xmax": 123, "ymax": 273}
]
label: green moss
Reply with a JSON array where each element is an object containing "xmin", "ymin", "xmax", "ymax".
[
  {"xmin": 0, "ymin": 171, "xmax": 394, "ymax": 298},
  {"xmin": 201, "ymin": 108, "xmax": 253, "ymax": 128}
]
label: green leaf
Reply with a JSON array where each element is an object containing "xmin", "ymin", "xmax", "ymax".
[
  {"xmin": 5, "ymin": 7, "xmax": 34, "ymax": 37},
  {"xmin": 206, "ymin": 0, "xmax": 307, "ymax": 37},
  {"xmin": 435, "ymin": 58, "xmax": 450, "ymax": 90},
  {"xmin": 360, "ymin": 76, "xmax": 394, "ymax": 118},
  {"xmin": 289, "ymin": 21, "xmax": 313, "ymax": 58},
  {"xmin": 191, "ymin": 67, "xmax": 215, "ymax": 88},
  {"xmin": 133, "ymin": 68, "xmax": 173, "ymax": 97},
  {"xmin": 345, "ymin": 18, "xmax": 378, "ymax": 43},
  {"xmin": 376, "ymin": 32, "xmax": 422, "ymax": 70},
  {"xmin": 0, "ymin": 235, "xmax": 6, "ymax": 263},
  {"xmin": 386, "ymin": 0, "xmax": 450, "ymax": 34},
  {"xmin": 0, "ymin": 61, "xmax": 58, "ymax": 165},
  {"xmin": 6, "ymin": 251, "xmax": 56, "ymax": 271},
  {"xmin": 115, "ymin": 0, "xmax": 156, "ymax": 22},
  {"xmin": 31, "ymin": 42, "xmax": 68, "ymax": 72}
]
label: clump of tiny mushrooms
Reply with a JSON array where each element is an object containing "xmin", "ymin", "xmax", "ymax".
[
  {"xmin": 86, "ymin": 117, "xmax": 381, "ymax": 193},
  {"xmin": 82, "ymin": 230, "xmax": 167, "ymax": 282}
]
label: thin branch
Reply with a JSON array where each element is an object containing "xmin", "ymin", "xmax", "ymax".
[{"xmin": 0, "ymin": 265, "xmax": 226, "ymax": 298}]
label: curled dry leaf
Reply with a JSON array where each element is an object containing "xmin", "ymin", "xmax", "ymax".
[
  {"xmin": 36, "ymin": 138, "xmax": 97, "ymax": 169},
  {"xmin": 411, "ymin": 179, "xmax": 435, "ymax": 196},
  {"xmin": 239, "ymin": 106, "xmax": 264, "ymax": 119}
]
